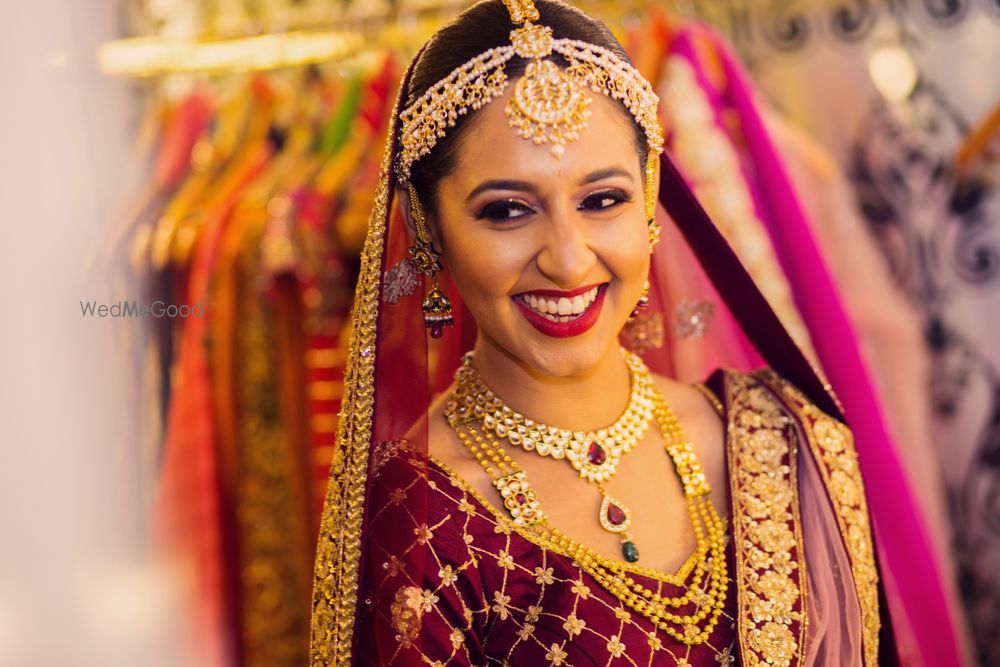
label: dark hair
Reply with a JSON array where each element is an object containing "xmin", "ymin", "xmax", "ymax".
[{"xmin": 402, "ymin": 0, "xmax": 649, "ymax": 217}]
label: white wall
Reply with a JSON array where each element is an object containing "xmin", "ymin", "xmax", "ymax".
[{"xmin": 0, "ymin": 2, "xmax": 185, "ymax": 666}]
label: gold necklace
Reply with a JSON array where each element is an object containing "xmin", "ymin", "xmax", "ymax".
[
  {"xmin": 450, "ymin": 349, "xmax": 656, "ymax": 560},
  {"xmin": 444, "ymin": 368, "xmax": 729, "ymax": 647},
  {"xmin": 452, "ymin": 350, "xmax": 656, "ymax": 482}
]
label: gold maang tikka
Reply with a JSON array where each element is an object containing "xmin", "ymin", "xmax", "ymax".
[{"xmin": 406, "ymin": 184, "xmax": 454, "ymax": 338}]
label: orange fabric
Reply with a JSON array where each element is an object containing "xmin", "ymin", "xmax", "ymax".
[{"xmin": 155, "ymin": 143, "xmax": 272, "ymax": 667}]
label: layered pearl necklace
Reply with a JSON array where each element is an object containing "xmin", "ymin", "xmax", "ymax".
[{"xmin": 443, "ymin": 349, "xmax": 729, "ymax": 646}]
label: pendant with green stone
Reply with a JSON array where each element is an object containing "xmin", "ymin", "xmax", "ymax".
[{"xmin": 622, "ymin": 537, "xmax": 639, "ymax": 563}]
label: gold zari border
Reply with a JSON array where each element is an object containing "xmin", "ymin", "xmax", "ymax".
[
  {"xmin": 760, "ymin": 371, "xmax": 881, "ymax": 667},
  {"xmin": 309, "ymin": 90, "xmax": 402, "ymax": 666},
  {"xmin": 724, "ymin": 371, "xmax": 809, "ymax": 667}
]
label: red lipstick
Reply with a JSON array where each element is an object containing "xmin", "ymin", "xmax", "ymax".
[{"xmin": 513, "ymin": 284, "xmax": 608, "ymax": 338}]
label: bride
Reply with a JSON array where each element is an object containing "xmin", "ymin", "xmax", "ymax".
[{"xmin": 310, "ymin": 0, "xmax": 905, "ymax": 664}]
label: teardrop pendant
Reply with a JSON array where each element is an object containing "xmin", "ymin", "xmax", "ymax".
[{"xmin": 599, "ymin": 493, "xmax": 632, "ymax": 533}]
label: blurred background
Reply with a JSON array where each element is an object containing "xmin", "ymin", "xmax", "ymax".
[{"xmin": 1, "ymin": 0, "xmax": 999, "ymax": 665}]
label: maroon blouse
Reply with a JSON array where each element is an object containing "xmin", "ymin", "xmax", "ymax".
[{"xmin": 356, "ymin": 439, "xmax": 739, "ymax": 666}]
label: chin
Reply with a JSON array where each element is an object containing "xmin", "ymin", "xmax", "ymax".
[
  {"xmin": 518, "ymin": 340, "xmax": 618, "ymax": 380},
  {"xmin": 498, "ymin": 310, "xmax": 628, "ymax": 381}
]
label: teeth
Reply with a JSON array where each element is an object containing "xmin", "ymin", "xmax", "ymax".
[{"xmin": 520, "ymin": 287, "xmax": 600, "ymax": 322}]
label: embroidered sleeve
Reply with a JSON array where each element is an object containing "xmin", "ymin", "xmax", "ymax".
[{"xmin": 359, "ymin": 443, "xmax": 488, "ymax": 666}]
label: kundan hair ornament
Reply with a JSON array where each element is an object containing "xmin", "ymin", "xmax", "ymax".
[{"xmin": 396, "ymin": 0, "xmax": 665, "ymax": 181}]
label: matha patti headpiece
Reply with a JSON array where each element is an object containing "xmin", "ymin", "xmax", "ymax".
[{"xmin": 397, "ymin": 0, "xmax": 665, "ymax": 181}]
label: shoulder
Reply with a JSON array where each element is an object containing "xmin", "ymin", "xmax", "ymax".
[
  {"xmin": 649, "ymin": 372, "xmax": 727, "ymax": 505},
  {"xmin": 423, "ymin": 387, "xmax": 500, "ymax": 502},
  {"xmin": 649, "ymin": 372, "xmax": 725, "ymax": 440}
]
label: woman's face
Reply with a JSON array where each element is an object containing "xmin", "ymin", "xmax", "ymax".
[{"xmin": 428, "ymin": 87, "xmax": 651, "ymax": 378}]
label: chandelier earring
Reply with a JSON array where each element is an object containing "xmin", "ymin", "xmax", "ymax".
[
  {"xmin": 630, "ymin": 279, "xmax": 651, "ymax": 319},
  {"xmin": 406, "ymin": 184, "xmax": 454, "ymax": 338}
]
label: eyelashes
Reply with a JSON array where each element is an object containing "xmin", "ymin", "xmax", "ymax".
[
  {"xmin": 475, "ymin": 200, "xmax": 534, "ymax": 221},
  {"xmin": 474, "ymin": 188, "xmax": 633, "ymax": 222},
  {"xmin": 580, "ymin": 189, "xmax": 632, "ymax": 211}
]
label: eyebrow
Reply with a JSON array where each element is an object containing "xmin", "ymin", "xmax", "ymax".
[{"xmin": 465, "ymin": 166, "xmax": 634, "ymax": 203}]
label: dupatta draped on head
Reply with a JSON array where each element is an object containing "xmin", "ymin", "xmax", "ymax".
[{"xmin": 308, "ymin": 2, "xmax": 940, "ymax": 664}]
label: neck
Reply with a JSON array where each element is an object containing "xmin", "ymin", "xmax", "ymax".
[{"xmin": 469, "ymin": 336, "xmax": 632, "ymax": 432}]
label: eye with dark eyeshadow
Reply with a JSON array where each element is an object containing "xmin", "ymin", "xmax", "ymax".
[
  {"xmin": 475, "ymin": 200, "xmax": 535, "ymax": 221},
  {"xmin": 579, "ymin": 188, "xmax": 632, "ymax": 212}
]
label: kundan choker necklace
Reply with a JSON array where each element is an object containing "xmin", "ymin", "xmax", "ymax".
[{"xmin": 443, "ymin": 348, "xmax": 729, "ymax": 646}]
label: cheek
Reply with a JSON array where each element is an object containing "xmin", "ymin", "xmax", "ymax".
[
  {"xmin": 441, "ymin": 226, "xmax": 531, "ymax": 301},
  {"xmin": 599, "ymin": 218, "xmax": 650, "ymax": 280}
]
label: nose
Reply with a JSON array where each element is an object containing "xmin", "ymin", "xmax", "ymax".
[{"xmin": 535, "ymin": 211, "xmax": 596, "ymax": 289}]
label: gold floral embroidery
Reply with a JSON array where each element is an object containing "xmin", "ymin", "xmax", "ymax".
[
  {"xmin": 414, "ymin": 524, "xmax": 433, "ymax": 544},
  {"xmin": 764, "ymin": 372, "xmax": 880, "ymax": 667},
  {"xmin": 545, "ymin": 643, "xmax": 568, "ymax": 666},
  {"xmin": 570, "ymin": 579, "xmax": 591, "ymax": 599},
  {"xmin": 725, "ymin": 372, "xmax": 808, "ymax": 667},
  {"xmin": 439, "ymin": 565, "xmax": 458, "ymax": 587},
  {"xmin": 716, "ymin": 644, "xmax": 736, "ymax": 665},
  {"xmin": 457, "ymin": 496, "xmax": 477, "ymax": 515},
  {"xmin": 390, "ymin": 585, "xmax": 424, "ymax": 648},
  {"xmin": 419, "ymin": 589, "xmax": 440, "ymax": 612},
  {"xmin": 383, "ymin": 555, "xmax": 403, "ymax": 577},
  {"xmin": 607, "ymin": 634, "xmax": 626, "ymax": 657},
  {"xmin": 497, "ymin": 549, "xmax": 515, "ymax": 570},
  {"xmin": 526, "ymin": 604, "xmax": 542, "ymax": 623},
  {"xmin": 492, "ymin": 591, "xmax": 513, "ymax": 620},
  {"xmin": 563, "ymin": 614, "xmax": 586, "ymax": 637},
  {"xmin": 534, "ymin": 566, "xmax": 555, "ymax": 585}
]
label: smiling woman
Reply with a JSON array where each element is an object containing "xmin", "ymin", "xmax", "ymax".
[
  {"xmin": 309, "ymin": 1, "xmax": 900, "ymax": 665},
  {"xmin": 419, "ymin": 89, "xmax": 650, "ymax": 379}
]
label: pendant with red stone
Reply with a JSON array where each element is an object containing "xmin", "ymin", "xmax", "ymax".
[
  {"xmin": 586, "ymin": 441, "xmax": 607, "ymax": 466},
  {"xmin": 598, "ymin": 492, "xmax": 632, "ymax": 534},
  {"xmin": 570, "ymin": 437, "xmax": 620, "ymax": 483},
  {"xmin": 598, "ymin": 491, "xmax": 639, "ymax": 562}
]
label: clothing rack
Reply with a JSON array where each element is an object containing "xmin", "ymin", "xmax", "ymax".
[{"xmin": 98, "ymin": 0, "xmax": 704, "ymax": 78}]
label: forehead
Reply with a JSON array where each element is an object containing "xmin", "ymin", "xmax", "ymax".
[{"xmin": 447, "ymin": 86, "xmax": 640, "ymax": 188}]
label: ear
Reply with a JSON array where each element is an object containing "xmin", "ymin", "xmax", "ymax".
[
  {"xmin": 396, "ymin": 183, "xmax": 418, "ymax": 242},
  {"xmin": 396, "ymin": 183, "xmax": 444, "ymax": 251}
]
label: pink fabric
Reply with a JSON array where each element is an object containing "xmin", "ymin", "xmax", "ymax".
[
  {"xmin": 765, "ymin": 113, "xmax": 973, "ymax": 660},
  {"xmin": 668, "ymin": 25, "xmax": 962, "ymax": 665},
  {"xmin": 644, "ymin": 208, "xmax": 763, "ymax": 381},
  {"xmin": 798, "ymin": 420, "xmax": 864, "ymax": 667}
]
